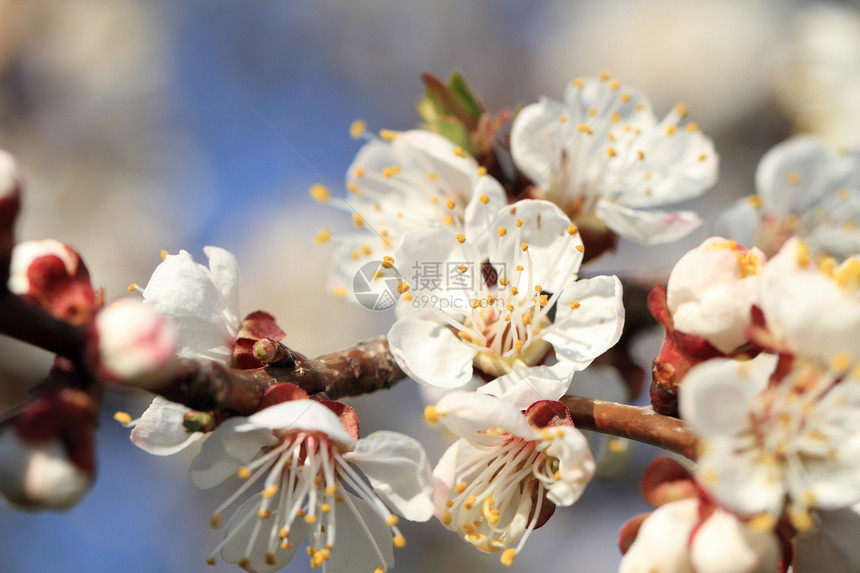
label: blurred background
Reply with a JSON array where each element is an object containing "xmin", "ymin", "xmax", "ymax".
[{"xmin": 0, "ymin": 0, "xmax": 858, "ymax": 571}]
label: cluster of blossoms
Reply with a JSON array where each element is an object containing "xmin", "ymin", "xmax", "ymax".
[{"xmin": 0, "ymin": 67, "xmax": 859, "ymax": 573}]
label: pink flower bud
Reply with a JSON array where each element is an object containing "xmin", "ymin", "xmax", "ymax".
[
  {"xmin": 91, "ymin": 297, "xmax": 178, "ymax": 388},
  {"xmin": 8, "ymin": 239, "xmax": 99, "ymax": 324},
  {"xmin": 666, "ymin": 237, "xmax": 766, "ymax": 354}
]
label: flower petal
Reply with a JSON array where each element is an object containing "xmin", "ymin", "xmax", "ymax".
[
  {"xmin": 247, "ymin": 400, "xmax": 356, "ymax": 447},
  {"xmin": 595, "ymin": 200, "xmax": 702, "ymax": 244},
  {"xmin": 435, "ymin": 391, "xmax": 533, "ymax": 440},
  {"xmin": 343, "ymin": 431, "xmax": 434, "ymax": 521},
  {"xmin": 189, "ymin": 418, "xmax": 279, "ymax": 489},
  {"xmin": 220, "ymin": 493, "xmax": 304, "ymax": 572},
  {"xmin": 477, "ymin": 361, "xmax": 572, "ymax": 407},
  {"xmin": 387, "ymin": 317, "xmax": 477, "ymax": 388},
  {"xmin": 325, "ymin": 491, "xmax": 395, "ymax": 573},
  {"xmin": 543, "ymin": 427, "xmax": 595, "ymax": 506},
  {"xmin": 130, "ymin": 397, "xmax": 203, "ymax": 456}
]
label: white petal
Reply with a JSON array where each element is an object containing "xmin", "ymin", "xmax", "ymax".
[
  {"xmin": 387, "ymin": 317, "xmax": 477, "ymax": 388},
  {"xmin": 510, "ymin": 98, "xmax": 570, "ymax": 189},
  {"xmin": 596, "ymin": 200, "xmax": 701, "ymax": 244},
  {"xmin": 543, "ymin": 275, "xmax": 624, "ymax": 371},
  {"xmin": 697, "ymin": 441, "xmax": 785, "ymax": 517},
  {"xmin": 477, "ymin": 361, "xmax": 572, "ymax": 407},
  {"xmin": 462, "ymin": 175, "xmax": 508, "ymax": 237},
  {"xmin": 325, "ymin": 491, "xmax": 395, "ymax": 573},
  {"xmin": 713, "ymin": 199, "xmax": 760, "ymax": 249},
  {"xmin": 189, "ymin": 418, "xmax": 278, "ymax": 489},
  {"xmin": 619, "ymin": 498, "xmax": 698, "ymax": 573},
  {"xmin": 679, "ymin": 356, "xmax": 775, "ymax": 438},
  {"xmin": 690, "ymin": 509, "xmax": 780, "ymax": 573},
  {"xmin": 130, "ymin": 397, "xmax": 203, "ymax": 456},
  {"xmin": 203, "ymin": 246, "xmax": 241, "ymax": 329},
  {"xmin": 343, "ymin": 431, "xmax": 434, "ymax": 521},
  {"xmin": 756, "ymin": 136, "xmax": 832, "ymax": 215},
  {"xmin": 543, "ymin": 427, "xmax": 595, "ymax": 506},
  {"xmin": 248, "ymin": 400, "xmax": 356, "ymax": 447},
  {"xmin": 435, "ymin": 391, "xmax": 532, "ymax": 440}
]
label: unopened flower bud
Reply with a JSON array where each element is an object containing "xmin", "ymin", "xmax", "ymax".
[
  {"xmin": 252, "ymin": 338, "xmax": 279, "ymax": 363},
  {"xmin": 182, "ymin": 410, "xmax": 216, "ymax": 433},
  {"xmin": 91, "ymin": 298, "xmax": 178, "ymax": 388},
  {"xmin": 0, "ymin": 427, "xmax": 91, "ymax": 510},
  {"xmin": 620, "ymin": 498, "xmax": 699, "ymax": 573},
  {"xmin": 8, "ymin": 239, "xmax": 98, "ymax": 324},
  {"xmin": 690, "ymin": 509, "xmax": 780, "ymax": 573}
]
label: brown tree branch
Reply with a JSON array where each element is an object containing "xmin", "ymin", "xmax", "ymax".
[
  {"xmin": 561, "ymin": 395, "xmax": 698, "ymax": 460},
  {"xmin": 0, "ymin": 290, "xmax": 86, "ymax": 361}
]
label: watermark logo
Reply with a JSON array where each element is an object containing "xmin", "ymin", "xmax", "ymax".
[{"xmin": 353, "ymin": 261, "xmax": 402, "ymax": 311}]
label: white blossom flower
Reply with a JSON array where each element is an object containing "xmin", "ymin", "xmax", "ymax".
[
  {"xmin": 128, "ymin": 246, "xmax": 242, "ymax": 455},
  {"xmin": 388, "ymin": 199, "xmax": 624, "ymax": 391},
  {"xmin": 680, "ymin": 355, "xmax": 860, "ymax": 531},
  {"xmin": 191, "ymin": 398, "xmax": 433, "ymax": 572},
  {"xmin": 759, "ymin": 237, "xmax": 860, "ymax": 367},
  {"xmin": 666, "ymin": 237, "xmax": 766, "ymax": 354},
  {"xmin": 716, "ymin": 137, "xmax": 860, "ymax": 259},
  {"xmin": 91, "ymin": 297, "xmax": 178, "ymax": 388},
  {"xmin": 427, "ymin": 391, "xmax": 594, "ymax": 567},
  {"xmin": 314, "ymin": 128, "xmax": 506, "ymax": 303},
  {"xmin": 511, "ymin": 74, "xmax": 718, "ymax": 245},
  {"xmin": 620, "ymin": 499, "xmax": 780, "ymax": 573}
]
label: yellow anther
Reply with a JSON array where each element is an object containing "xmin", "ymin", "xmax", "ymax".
[
  {"xmin": 353, "ymin": 214, "xmax": 365, "ymax": 228},
  {"xmin": 393, "ymin": 535, "xmax": 406, "ymax": 548},
  {"xmin": 588, "ymin": 107, "xmax": 598, "ymax": 117},
  {"xmin": 238, "ymin": 558, "xmax": 251, "ymax": 568},
  {"xmin": 442, "ymin": 510, "xmax": 453, "ymax": 525},
  {"xmin": 504, "ymin": 314, "xmax": 511, "ymax": 321},
  {"xmin": 610, "ymin": 112, "xmax": 621, "ymax": 123},
  {"xmin": 237, "ymin": 466, "xmax": 252, "ymax": 479},
  {"xmin": 372, "ymin": 269, "xmax": 384, "ymax": 281},
  {"xmin": 464, "ymin": 496, "xmax": 477, "ymax": 510},
  {"xmin": 160, "ymin": 250, "xmax": 168, "ymax": 261},
  {"xmin": 305, "ymin": 514, "xmax": 317, "ymax": 524},
  {"xmin": 127, "ymin": 283, "xmax": 140, "ymax": 292},
  {"xmin": 516, "ymin": 219, "xmax": 524, "ymax": 228},
  {"xmin": 787, "ymin": 171, "xmax": 802, "ymax": 185},
  {"xmin": 456, "ymin": 233, "xmax": 466, "ymax": 244},
  {"xmin": 521, "ymin": 242, "xmax": 529, "ymax": 252},
  {"xmin": 379, "ymin": 129, "xmax": 398, "ymax": 141},
  {"xmin": 206, "ymin": 557, "xmax": 216, "ymax": 566},
  {"xmin": 789, "ymin": 508, "xmax": 814, "ymax": 533},
  {"xmin": 349, "ymin": 119, "xmax": 367, "ymax": 139},
  {"xmin": 832, "ymin": 351, "xmax": 851, "ymax": 374},
  {"xmin": 510, "ymin": 287, "xmax": 519, "ymax": 295},
  {"xmin": 427, "ymin": 172, "xmax": 438, "ymax": 181},
  {"xmin": 470, "ymin": 299, "xmax": 481, "ymax": 309},
  {"xmin": 499, "ymin": 276, "xmax": 510, "ymax": 286},
  {"xmin": 606, "ymin": 147, "xmax": 617, "ymax": 157},
  {"xmin": 374, "ymin": 568, "xmax": 385, "ymax": 573},
  {"xmin": 665, "ymin": 125, "xmax": 677, "ymax": 136},
  {"xmin": 539, "ymin": 294, "xmax": 548, "ymax": 306},
  {"xmin": 746, "ymin": 195, "xmax": 763, "ymax": 208},
  {"xmin": 310, "ymin": 184, "xmax": 331, "ymax": 203},
  {"xmin": 453, "ymin": 146, "xmax": 466, "ymax": 158},
  {"xmin": 210, "ymin": 513, "xmax": 221, "ymax": 528},
  {"xmin": 620, "ymin": 93, "xmax": 631, "ymax": 103},
  {"xmin": 454, "ymin": 481, "xmax": 468, "ymax": 494},
  {"xmin": 346, "ymin": 181, "xmax": 360, "ymax": 194},
  {"xmin": 835, "ymin": 259, "xmax": 860, "ymax": 289},
  {"xmin": 636, "ymin": 150, "xmax": 645, "ymax": 161},
  {"xmin": 796, "ymin": 240, "xmax": 811, "ymax": 268},
  {"xmin": 354, "ymin": 166, "xmax": 365, "ymax": 178},
  {"xmin": 498, "ymin": 226, "xmax": 508, "ymax": 237},
  {"xmin": 575, "ymin": 245, "xmax": 585, "ymax": 253},
  {"xmin": 265, "ymin": 552, "xmax": 278, "ymax": 566},
  {"xmin": 262, "ymin": 484, "xmax": 279, "ymax": 499},
  {"xmin": 541, "ymin": 429, "xmax": 553, "ymax": 441},
  {"xmin": 553, "ymin": 471, "xmax": 562, "ymax": 480},
  {"xmin": 748, "ymin": 513, "xmax": 776, "ymax": 532},
  {"xmin": 608, "ymin": 439, "xmax": 628, "ymax": 454},
  {"xmin": 479, "ymin": 194, "xmax": 490, "ymax": 204},
  {"xmin": 501, "ymin": 548, "xmax": 517, "ymax": 567},
  {"xmin": 321, "ymin": 503, "xmax": 331, "ymax": 513},
  {"xmin": 559, "ymin": 114, "xmax": 567, "ymax": 123},
  {"xmin": 402, "ymin": 293, "xmax": 413, "ymax": 302},
  {"xmin": 396, "ymin": 282, "xmax": 410, "ymax": 295},
  {"xmin": 673, "ymin": 102, "xmax": 689, "ymax": 118},
  {"xmin": 599, "ymin": 69, "xmax": 611, "ymax": 81},
  {"xmin": 609, "ymin": 79, "xmax": 621, "ymax": 90},
  {"xmin": 569, "ymin": 300, "xmax": 581, "ymax": 310},
  {"xmin": 477, "ymin": 166, "xmax": 488, "ymax": 176},
  {"xmin": 446, "ymin": 199, "xmax": 457, "ymax": 210},
  {"xmin": 698, "ymin": 153, "xmax": 707, "ymax": 161},
  {"xmin": 381, "ymin": 256, "xmax": 395, "ymax": 269},
  {"xmin": 572, "ymin": 78, "xmax": 584, "ymax": 88},
  {"xmin": 534, "ymin": 284, "xmax": 543, "ymax": 292},
  {"xmin": 279, "ymin": 527, "xmax": 290, "ymax": 539},
  {"xmin": 577, "ymin": 123, "xmax": 593, "ymax": 135},
  {"xmin": 258, "ymin": 509, "xmax": 272, "ymax": 519},
  {"xmin": 566, "ymin": 224, "xmax": 579, "ymax": 236},
  {"xmin": 314, "ymin": 228, "xmax": 332, "ymax": 244},
  {"xmin": 425, "ymin": 405, "xmax": 440, "ymax": 424},
  {"xmin": 514, "ymin": 340, "xmax": 524, "ymax": 352},
  {"xmin": 443, "ymin": 214, "xmax": 455, "ymax": 226},
  {"xmin": 521, "ymin": 314, "xmax": 531, "ymax": 325},
  {"xmin": 608, "ymin": 133, "xmax": 616, "ymax": 142},
  {"xmin": 332, "ymin": 286, "xmax": 348, "ymax": 299},
  {"xmin": 458, "ymin": 331, "xmax": 474, "ymax": 343},
  {"xmin": 113, "ymin": 411, "xmax": 132, "ymax": 425},
  {"xmin": 686, "ymin": 122, "xmax": 699, "ymax": 133},
  {"xmin": 515, "ymin": 265, "xmax": 524, "ymax": 272}
]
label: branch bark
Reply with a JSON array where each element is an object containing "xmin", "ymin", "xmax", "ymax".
[{"xmin": 561, "ymin": 395, "xmax": 698, "ymax": 460}]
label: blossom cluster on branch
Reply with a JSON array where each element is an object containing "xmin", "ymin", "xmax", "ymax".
[{"xmin": 0, "ymin": 69, "xmax": 858, "ymax": 573}]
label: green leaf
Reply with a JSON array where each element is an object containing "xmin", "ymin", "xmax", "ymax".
[{"xmin": 448, "ymin": 71, "xmax": 483, "ymax": 121}]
